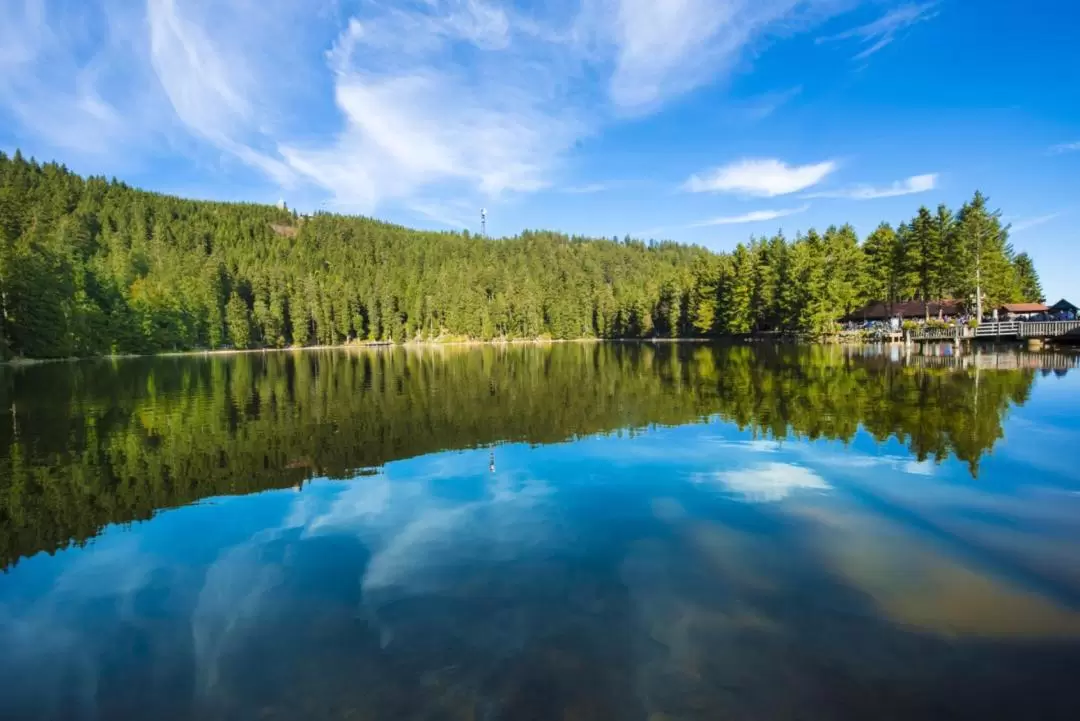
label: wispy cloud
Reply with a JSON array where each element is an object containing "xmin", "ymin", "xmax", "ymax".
[
  {"xmin": 684, "ymin": 158, "xmax": 837, "ymax": 197},
  {"xmin": 639, "ymin": 203, "xmax": 809, "ymax": 236},
  {"xmin": 689, "ymin": 204, "xmax": 810, "ymax": 227},
  {"xmin": 818, "ymin": 2, "xmax": 939, "ymax": 60},
  {"xmin": 1, "ymin": 0, "xmax": 860, "ymax": 213},
  {"xmin": 804, "ymin": 173, "xmax": 938, "ymax": 199},
  {"xmin": 1010, "ymin": 212, "xmax": 1064, "ymax": 233},
  {"xmin": 605, "ymin": 1, "xmax": 838, "ymax": 113},
  {"xmin": 1049, "ymin": 141, "xmax": 1080, "ymax": 155},
  {"xmin": 561, "ymin": 183, "xmax": 612, "ymax": 194},
  {"xmin": 732, "ymin": 85, "xmax": 804, "ymax": 121},
  {"xmin": 0, "ymin": 0, "xmax": 163, "ymax": 156}
]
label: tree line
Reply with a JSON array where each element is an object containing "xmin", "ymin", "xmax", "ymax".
[
  {"xmin": 0, "ymin": 150, "xmax": 1044, "ymax": 358},
  {"xmin": 0, "ymin": 344, "xmax": 1036, "ymax": 569}
]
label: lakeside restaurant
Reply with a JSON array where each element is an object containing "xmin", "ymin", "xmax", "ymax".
[
  {"xmin": 998, "ymin": 302, "xmax": 1050, "ymax": 320},
  {"xmin": 847, "ymin": 300, "xmax": 966, "ymax": 324}
]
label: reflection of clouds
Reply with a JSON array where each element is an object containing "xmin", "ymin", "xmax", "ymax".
[
  {"xmin": 0, "ymin": 447, "xmax": 562, "ymax": 718},
  {"xmin": 188, "ymin": 451, "xmax": 559, "ymax": 693},
  {"xmin": 260, "ymin": 453, "xmax": 558, "ymax": 647},
  {"xmin": 192, "ymin": 528, "xmax": 287, "ymax": 700},
  {"xmin": 301, "ymin": 474, "xmax": 392, "ymax": 535},
  {"xmin": 708, "ymin": 437, "xmax": 784, "ymax": 453},
  {"xmin": 0, "ymin": 537, "xmax": 162, "ymax": 720},
  {"xmin": 333, "ymin": 471, "xmax": 552, "ymax": 598},
  {"xmin": 809, "ymin": 452, "xmax": 938, "ymax": 477},
  {"xmin": 696, "ymin": 462, "xmax": 831, "ymax": 503},
  {"xmin": 903, "ymin": 459, "xmax": 935, "ymax": 476}
]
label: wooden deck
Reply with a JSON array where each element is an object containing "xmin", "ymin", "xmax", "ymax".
[{"xmin": 911, "ymin": 320, "xmax": 1080, "ymax": 343}]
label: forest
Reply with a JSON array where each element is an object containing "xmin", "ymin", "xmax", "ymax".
[
  {"xmin": 0, "ymin": 344, "xmax": 1037, "ymax": 569},
  {"xmin": 0, "ymin": 150, "xmax": 1044, "ymax": 358}
]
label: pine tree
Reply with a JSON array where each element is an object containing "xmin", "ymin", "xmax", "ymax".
[
  {"xmin": 723, "ymin": 244, "xmax": 755, "ymax": 334},
  {"xmin": 226, "ymin": 291, "xmax": 252, "ymax": 349},
  {"xmin": 824, "ymin": 224, "xmax": 864, "ymax": 317},
  {"xmin": 1012, "ymin": 252, "xmax": 1044, "ymax": 302},
  {"xmin": 861, "ymin": 223, "xmax": 898, "ymax": 307},
  {"xmin": 955, "ymin": 192, "xmax": 1019, "ymax": 310}
]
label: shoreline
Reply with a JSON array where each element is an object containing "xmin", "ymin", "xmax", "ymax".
[
  {"xmin": 1, "ymin": 337, "xmax": 732, "ymax": 366},
  {"xmin": 3, "ymin": 335, "xmax": 1073, "ymax": 367}
]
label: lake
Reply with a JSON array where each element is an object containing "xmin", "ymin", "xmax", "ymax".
[{"xmin": 2, "ymin": 343, "xmax": 1079, "ymax": 720}]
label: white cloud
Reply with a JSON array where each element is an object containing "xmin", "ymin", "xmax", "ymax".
[
  {"xmin": 804, "ymin": 172, "xmax": 938, "ymax": 200},
  {"xmin": 0, "ymin": 0, "xmax": 161, "ymax": 156},
  {"xmin": 689, "ymin": 204, "xmax": 809, "ymax": 227},
  {"xmin": 1049, "ymin": 141, "xmax": 1080, "ymax": 155},
  {"xmin": 1010, "ymin": 212, "xmax": 1064, "ymax": 233},
  {"xmin": 146, "ymin": 0, "xmax": 297, "ymax": 185},
  {"xmin": 696, "ymin": 462, "xmax": 832, "ymax": 503},
  {"xmin": 606, "ymin": 1, "xmax": 851, "ymax": 112},
  {"xmin": 818, "ymin": 1, "xmax": 939, "ymax": 60},
  {"xmin": 562, "ymin": 183, "xmax": 612, "ymax": 194},
  {"xmin": 734, "ymin": 85, "xmax": 804, "ymax": 121},
  {"xmin": 278, "ymin": 1, "xmax": 591, "ymax": 211},
  {"xmin": 685, "ymin": 158, "xmax": 837, "ymax": 197},
  {"xmin": 1, "ymin": 0, "xmax": 862, "ymax": 212}
]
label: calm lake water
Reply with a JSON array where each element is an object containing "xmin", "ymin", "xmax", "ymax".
[{"xmin": 2, "ymin": 344, "xmax": 1080, "ymax": 721}]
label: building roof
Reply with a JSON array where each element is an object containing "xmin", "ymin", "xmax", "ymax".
[
  {"xmin": 999, "ymin": 303, "xmax": 1049, "ymax": 313},
  {"xmin": 848, "ymin": 300, "xmax": 965, "ymax": 321},
  {"xmin": 1050, "ymin": 298, "xmax": 1078, "ymax": 312}
]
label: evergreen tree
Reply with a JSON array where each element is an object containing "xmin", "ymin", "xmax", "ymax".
[
  {"xmin": 955, "ymin": 192, "xmax": 1020, "ymax": 311},
  {"xmin": 226, "ymin": 291, "xmax": 252, "ymax": 349},
  {"xmin": 689, "ymin": 256, "xmax": 720, "ymax": 335},
  {"xmin": 723, "ymin": 244, "xmax": 755, "ymax": 334},
  {"xmin": 824, "ymin": 224, "xmax": 864, "ymax": 317},
  {"xmin": 861, "ymin": 223, "xmax": 899, "ymax": 306},
  {"xmin": 1012, "ymin": 252, "xmax": 1044, "ymax": 302}
]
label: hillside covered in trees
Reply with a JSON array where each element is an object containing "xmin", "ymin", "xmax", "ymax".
[{"xmin": 0, "ymin": 150, "xmax": 1044, "ymax": 358}]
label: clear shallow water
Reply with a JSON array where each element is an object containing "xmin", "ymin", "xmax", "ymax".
[{"xmin": 2, "ymin": 344, "xmax": 1079, "ymax": 720}]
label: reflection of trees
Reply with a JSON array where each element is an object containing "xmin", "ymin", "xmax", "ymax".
[{"xmin": 0, "ymin": 344, "xmax": 1035, "ymax": 569}]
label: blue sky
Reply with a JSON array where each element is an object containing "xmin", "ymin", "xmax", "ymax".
[{"xmin": 1, "ymin": 0, "xmax": 1077, "ymax": 301}]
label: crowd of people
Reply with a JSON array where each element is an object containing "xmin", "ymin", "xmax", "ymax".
[
  {"xmin": 1003, "ymin": 309, "xmax": 1078, "ymax": 322},
  {"xmin": 841, "ymin": 305, "xmax": 1077, "ymax": 335}
]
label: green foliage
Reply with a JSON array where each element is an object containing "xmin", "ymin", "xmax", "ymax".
[
  {"xmin": 0, "ymin": 151, "xmax": 1045, "ymax": 357},
  {"xmin": 861, "ymin": 194, "xmax": 1035, "ymax": 314},
  {"xmin": 1012, "ymin": 252, "xmax": 1044, "ymax": 302},
  {"xmin": 226, "ymin": 291, "xmax": 252, "ymax": 349}
]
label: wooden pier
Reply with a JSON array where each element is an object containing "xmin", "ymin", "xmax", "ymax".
[{"xmin": 911, "ymin": 320, "xmax": 1080, "ymax": 344}]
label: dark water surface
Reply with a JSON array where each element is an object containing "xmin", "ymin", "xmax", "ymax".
[{"xmin": 2, "ymin": 344, "xmax": 1080, "ymax": 720}]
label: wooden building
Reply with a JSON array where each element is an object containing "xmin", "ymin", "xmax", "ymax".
[
  {"xmin": 846, "ymin": 300, "xmax": 965, "ymax": 322},
  {"xmin": 999, "ymin": 302, "xmax": 1050, "ymax": 319},
  {"xmin": 1050, "ymin": 298, "xmax": 1078, "ymax": 315}
]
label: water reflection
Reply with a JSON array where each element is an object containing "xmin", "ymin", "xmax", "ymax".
[
  {"xmin": 0, "ymin": 344, "xmax": 1063, "ymax": 569},
  {"xmin": 1, "ymin": 345, "xmax": 1079, "ymax": 720}
]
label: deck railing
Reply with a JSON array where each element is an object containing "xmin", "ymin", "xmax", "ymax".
[
  {"xmin": 1019, "ymin": 320, "xmax": 1080, "ymax": 337},
  {"xmin": 975, "ymin": 321, "xmax": 1021, "ymax": 337},
  {"xmin": 911, "ymin": 320, "xmax": 1080, "ymax": 342}
]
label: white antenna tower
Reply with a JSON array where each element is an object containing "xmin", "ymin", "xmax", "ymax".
[{"xmin": 481, "ymin": 208, "xmax": 487, "ymax": 237}]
